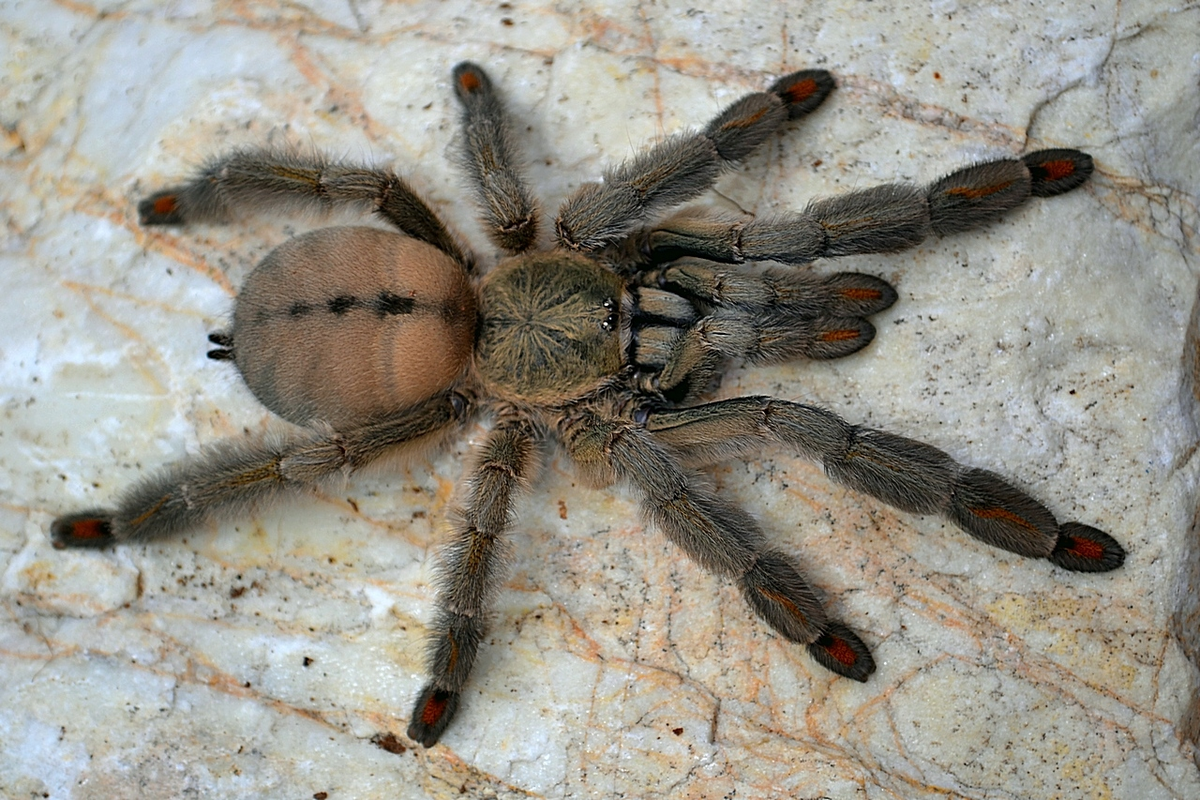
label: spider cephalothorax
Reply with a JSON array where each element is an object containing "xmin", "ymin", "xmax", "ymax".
[{"xmin": 51, "ymin": 62, "xmax": 1124, "ymax": 747}]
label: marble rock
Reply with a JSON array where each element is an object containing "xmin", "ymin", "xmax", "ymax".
[{"xmin": 2, "ymin": 1, "xmax": 1198, "ymax": 798}]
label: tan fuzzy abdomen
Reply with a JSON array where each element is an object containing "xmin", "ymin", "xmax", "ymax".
[{"xmin": 232, "ymin": 226, "xmax": 475, "ymax": 429}]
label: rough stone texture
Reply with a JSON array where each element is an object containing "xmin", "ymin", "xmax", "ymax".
[{"xmin": 2, "ymin": 1, "xmax": 1198, "ymax": 798}]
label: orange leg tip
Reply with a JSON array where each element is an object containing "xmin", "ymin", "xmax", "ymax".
[
  {"xmin": 1039, "ymin": 160, "xmax": 1076, "ymax": 182},
  {"xmin": 770, "ymin": 69, "xmax": 835, "ymax": 119},
  {"xmin": 458, "ymin": 71, "xmax": 482, "ymax": 93},
  {"xmin": 783, "ymin": 78, "xmax": 817, "ymax": 103},
  {"xmin": 838, "ymin": 287, "xmax": 883, "ymax": 302},
  {"xmin": 451, "ymin": 62, "xmax": 489, "ymax": 100},
  {"xmin": 138, "ymin": 191, "xmax": 185, "ymax": 225},
  {"xmin": 1049, "ymin": 522, "xmax": 1126, "ymax": 572},
  {"xmin": 821, "ymin": 328, "xmax": 862, "ymax": 343},
  {"xmin": 1023, "ymin": 149, "xmax": 1094, "ymax": 197},
  {"xmin": 808, "ymin": 622, "xmax": 875, "ymax": 682},
  {"xmin": 50, "ymin": 513, "xmax": 116, "ymax": 549},
  {"xmin": 406, "ymin": 685, "xmax": 460, "ymax": 747}
]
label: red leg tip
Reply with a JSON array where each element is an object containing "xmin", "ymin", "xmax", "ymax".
[
  {"xmin": 1049, "ymin": 522, "xmax": 1125, "ymax": 572},
  {"xmin": 50, "ymin": 512, "xmax": 116, "ymax": 549},
  {"xmin": 1023, "ymin": 149, "xmax": 1093, "ymax": 197},
  {"xmin": 138, "ymin": 190, "xmax": 186, "ymax": 225},
  {"xmin": 406, "ymin": 685, "xmax": 460, "ymax": 747},
  {"xmin": 451, "ymin": 62, "xmax": 491, "ymax": 101},
  {"xmin": 458, "ymin": 71, "xmax": 482, "ymax": 93},
  {"xmin": 770, "ymin": 69, "xmax": 836, "ymax": 119},
  {"xmin": 808, "ymin": 622, "xmax": 875, "ymax": 682}
]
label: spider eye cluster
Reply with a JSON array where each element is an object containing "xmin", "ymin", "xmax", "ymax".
[
  {"xmin": 601, "ymin": 298, "xmax": 618, "ymax": 332},
  {"xmin": 230, "ymin": 226, "xmax": 476, "ymax": 428}
]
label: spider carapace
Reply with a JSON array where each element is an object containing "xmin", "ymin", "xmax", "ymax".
[{"xmin": 51, "ymin": 62, "xmax": 1124, "ymax": 747}]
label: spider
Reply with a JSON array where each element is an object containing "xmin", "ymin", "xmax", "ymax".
[{"xmin": 51, "ymin": 62, "xmax": 1126, "ymax": 747}]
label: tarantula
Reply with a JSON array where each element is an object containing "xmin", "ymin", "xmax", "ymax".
[{"xmin": 51, "ymin": 62, "xmax": 1125, "ymax": 747}]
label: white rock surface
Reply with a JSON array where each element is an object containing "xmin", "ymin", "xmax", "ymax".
[{"xmin": 2, "ymin": 1, "xmax": 1198, "ymax": 798}]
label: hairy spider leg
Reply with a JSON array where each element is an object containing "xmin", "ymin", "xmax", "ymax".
[
  {"xmin": 50, "ymin": 393, "xmax": 467, "ymax": 547},
  {"xmin": 138, "ymin": 149, "xmax": 470, "ymax": 267},
  {"xmin": 642, "ymin": 149, "xmax": 1093, "ymax": 265},
  {"xmin": 626, "ymin": 149, "xmax": 1091, "ymax": 398},
  {"xmin": 554, "ymin": 70, "xmax": 836, "ymax": 252},
  {"xmin": 407, "ymin": 415, "xmax": 541, "ymax": 747},
  {"xmin": 629, "ymin": 262, "xmax": 899, "ymax": 401},
  {"xmin": 560, "ymin": 405, "xmax": 876, "ymax": 682},
  {"xmin": 643, "ymin": 397, "xmax": 1124, "ymax": 571},
  {"xmin": 452, "ymin": 61, "xmax": 541, "ymax": 255}
]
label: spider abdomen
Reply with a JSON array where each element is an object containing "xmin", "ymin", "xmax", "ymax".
[
  {"xmin": 475, "ymin": 252, "xmax": 624, "ymax": 405},
  {"xmin": 231, "ymin": 226, "xmax": 476, "ymax": 429}
]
